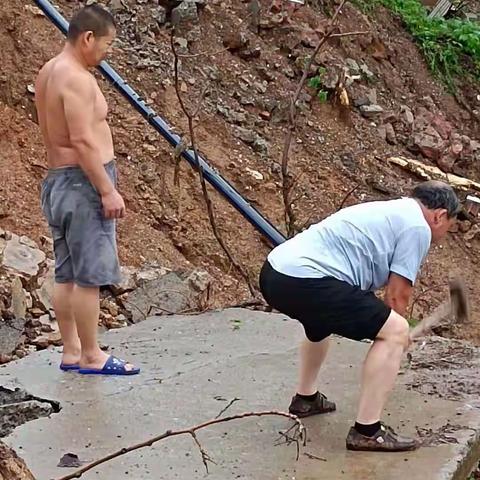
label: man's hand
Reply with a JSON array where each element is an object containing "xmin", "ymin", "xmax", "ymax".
[
  {"xmin": 102, "ymin": 189, "xmax": 125, "ymax": 219},
  {"xmin": 384, "ymin": 272, "xmax": 413, "ymax": 318}
]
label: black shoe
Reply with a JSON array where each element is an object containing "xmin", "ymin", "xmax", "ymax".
[
  {"xmin": 346, "ymin": 423, "xmax": 419, "ymax": 452},
  {"xmin": 288, "ymin": 392, "xmax": 336, "ymax": 418}
]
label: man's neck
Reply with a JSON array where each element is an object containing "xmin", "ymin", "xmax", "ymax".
[{"xmin": 62, "ymin": 43, "xmax": 89, "ymax": 70}]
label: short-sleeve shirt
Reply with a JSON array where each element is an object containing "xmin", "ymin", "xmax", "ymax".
[{"xmin": 267, "ymin": 198, "xmax": 431, "ymax": 291}]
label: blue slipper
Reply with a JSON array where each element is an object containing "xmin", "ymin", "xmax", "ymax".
[
  {"xmin": 60, "ymin": 363, "xmax": 80, "ymax": 371},
  {"xmin": 78, "ymin": 355, "xmax": 140, "ymax": 376}
]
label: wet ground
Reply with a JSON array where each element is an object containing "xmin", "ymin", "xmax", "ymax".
[{"xmin": 1, "ymin": 309, "xmax": 480, "ymax": 480}]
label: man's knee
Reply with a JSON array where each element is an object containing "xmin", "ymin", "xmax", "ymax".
[{"xmin": 376, "ymin": 311, "xmax": 409, "ymax": 349}]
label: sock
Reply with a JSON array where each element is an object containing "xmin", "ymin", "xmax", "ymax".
[
  {"xmin": 297, "ymin": 392, "xmax": 318, "ymax": 402},
  {"xmin": 354, "ymin": 421, "xmax": 381, "ymax": 437}
]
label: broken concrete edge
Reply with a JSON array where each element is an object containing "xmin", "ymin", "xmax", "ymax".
[{"xmin": 450, "ymin": 427, "xmax": 480, "ymax": 480}]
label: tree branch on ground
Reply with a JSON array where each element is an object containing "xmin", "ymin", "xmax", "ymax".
[
  {"xmin": 56, "ymin": 411, "xmax": 305, "ymax": 480},
  {"xmin": 170, "ymin": 31, "xmax": 257, "ymax": 297}
]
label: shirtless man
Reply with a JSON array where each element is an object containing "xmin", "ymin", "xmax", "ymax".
[{"xmin": 35, "ymin": 5, "xmax": 139, "ymax": 375}]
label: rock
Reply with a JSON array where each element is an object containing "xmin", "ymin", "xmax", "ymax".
[
  {"xmin": 234, "ymin": 127, "xmax": 256, "ymax": 144},
  {"xmin": 359, "ymin": 104, "xmax": 384, "ymax": 118},
  {"xmin": 385, "ymin": 123, "xmax": 397, "ymax": 145},
  {"xmin": 35, "ymin": 263, "xmax": 54, "ymax": 312},
  {"xmin": 366, "ymin": 88, "xmax": 377, "ymax": 105},
  {"xmin": 1, "ymin": 234, "xmax": 45, "ymax": 278},
  {"xmin": 100, "ymin": 299, "xmax": 119, "ymax": 317},
  {"xmin": 431, "ymin": 115, "xmax": 453, "ymax": 140},
  {"xmin": 252, "ymin": 137, "xmax": 269, "ymax": 155},
  {"xmin": 31, "ymin": 335, "xmax": 49, "ymax": 350},
  {"xmin": 125, "ymin": 272, "xmax": 193, "ymax": 322},
  {"xmin": 245, "ymin": 167, "xmax": 264, "ymax": 181},
  {"xmin": 360, "ymin": 63, "xmax": 374, "ymax": 79},
  {"xmin": 437, "ymin": 154, "xmax": 456, "ymax": 173},
  {"xmin": 223, "ymin": 31, "xmax": 249, "ymax": 51},
  {"xmin": 152, "ymin": 5, "xmax": 167, "ymax": 24},
  {"xmin": 24, "ymin": 4, "xmax": 44, "ymax": 16},
  {"xmin": 136, "ymin": 266, "xmax": 170, "ymax": 284},
  {"xmin": 401, "ymin": 105, "xmax": 414, "ymax": 125},
  {"xmin": 187, "ymin": 270, "xmax": 211, "ymax": 292},
  {"xmin": 465, "ymin": 224, "xmax": 480, "ymax": 242},
  {"xmin": 173, "ymin": 37, "xmax": 188, "ymax": 49},
  {"xmin": 0, "ymin": 440, "xmax": 36, "ymax": 480},
  {"xmin": 10, "ymin": 277, "xmax": 29, "ymax": 320},
  {"xmin": 217, "ymin": 105, "xmax": 247, "ymax": 125},
  {"xmin": 112, "ymin": 266, "xmax": 137, "ymax": 295},
  {"xmin": 413, "ymin": 128, "xmax": 445, "ymax": 161},
  {"xmin": 171, "ymin": 1, "xmax": 198, "ymax": 25},
  {"xmin": 345, "ymin": 58, "xmax": 360, "ymax": 75},
  {"xmin": 0, "ymin": 318, "xmax": 25, "ymax": 356},
  {"xmin": 321, "ymin": 70, "xmax": 339, "ymax": 90},
  {"xmin": 237, "ymin": 47, "xmax": 261, "ymax": 61},
  {"xmin": 109, "ymin": 0, "xmax": 125, "ymax": 13}
]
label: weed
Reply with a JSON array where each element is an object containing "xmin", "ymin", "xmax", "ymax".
[{"xmin": 352, "ymin": 0, "xmax": 480, "ymax": 88}]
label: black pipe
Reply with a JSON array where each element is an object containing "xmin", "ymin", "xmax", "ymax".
[{"xmin": 33, "ymin": 0, "xmax": 286, "ymax": 247}]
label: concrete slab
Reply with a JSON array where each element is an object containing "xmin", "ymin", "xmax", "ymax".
[{"xmin": 1, "ymin": 309, "xmax": 480, "ymax": 480}]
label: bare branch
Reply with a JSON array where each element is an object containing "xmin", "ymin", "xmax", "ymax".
[
  {"xmin": 280, "ymin": 0, "xmax": 348, "ymax": 237},
  {"xmin": 56, "ymin": 411, "xmax": 305, "ymax": 480},
  {"xmin": 170, "ymin": 31, "xmax": 257, "ymax": 297},
  {"xmin": 215, "ymin": 397, "xmax": 241, "ymax": 419},
  {"xmin": 336, "ymin": 183, "xmax": 360, "ymax": 211}
]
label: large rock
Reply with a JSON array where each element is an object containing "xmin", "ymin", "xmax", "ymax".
[
  {"xmin": 1, "ymin": 235, "xmax": 45, "ymax": 278},
  {"xmin": 34, "ymin": 263, "xmax": 54, "ymax": 313},
  {"xmin": 171, "ymin": 1, "xmax": 198, "ymax": 25},
  {"xmin": 0, "ymin": 318, "xmax": 25, "ymax": 356},
  {"xmin": 125, "ymin": 271, "xmax": 194, "ymax": 323},
  {"xmin": 10, "ymin": 278, "xmax": 30, "ymax": 320},
  {"xmin": 0, "ymin": 441, "xmax": 35, "ymax": 480},
  {"xmin": 412, "ymin": 127, "xmax": 445, "ymax": 161}
]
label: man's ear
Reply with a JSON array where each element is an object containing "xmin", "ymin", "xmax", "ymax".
[{"xmin": 435, "ymin": 209, "xmax": 448, "ymax": 224}]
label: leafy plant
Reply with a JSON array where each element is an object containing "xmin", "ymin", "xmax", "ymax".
[
  {"xmin": 352, "ymin": 0, "xmax": 480, "ymax": 89},
  {"xmin": 307, "ymin": 67, "xmax": 329, "ymax": 102}
]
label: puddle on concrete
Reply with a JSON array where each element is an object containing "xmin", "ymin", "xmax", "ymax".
[{"xmin": 0, "ymin": 386, "xmax": 61, "ymax": 437}]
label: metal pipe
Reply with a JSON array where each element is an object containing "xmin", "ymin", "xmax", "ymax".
[{"xmin": 33, "ymin": 0, "xmax": 286, "ymax": 247}]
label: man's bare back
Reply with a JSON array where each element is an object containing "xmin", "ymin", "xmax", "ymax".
[{"xmin": 35, "ymin": 53, "xmax": 114, "ymax": 169}]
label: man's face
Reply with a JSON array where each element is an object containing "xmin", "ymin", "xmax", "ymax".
[
  {"xmin": 80, "ymin": 27, "xmax": 116, "ymax": 66},
  {"xmin": 431, "ymin": 209, "xmax": 456, "ymax": 242}
]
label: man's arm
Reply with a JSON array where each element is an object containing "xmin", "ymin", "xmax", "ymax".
[
  {"xmin": 63, "ymin": 74, "xmax": 124, "ymax": 218},
  {"xmin": 384, "ymin": 272, "xmax": 413, "ymax": 317}
]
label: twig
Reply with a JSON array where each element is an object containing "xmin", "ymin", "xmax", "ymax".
[
  {"xmin": 304, "ymin": 452, "xmax": 327, "ymax": 461},
  {"xmin": 56, "ymin": 411, "xmax": 305, "ymax": 480},
  {"xmin": 336, "ymin": 183, "xmax": 360, "ymax": 211},
  {"xmin": 280, "ymin": 0, "xmax": 348, "ymax": 237},
  {"xmin": 170, "ymin": 31, "xmax": 257, "ymax": 297},
  {"xmin": 215, "ymin": 397, "xmax": 241, "ymax": 419},
  {"xmin": 408, "ymin": 284, "xmax": 442, "ymax": 320},
  {"xmin": 330, "ymin": 30, "xmax": 369, "ymax": 37}
]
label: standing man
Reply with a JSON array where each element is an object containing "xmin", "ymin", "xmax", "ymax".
[
  {"xmin": 260, "ymin": 181, "xmax": 459, "ymax": 451},
  {"xmin": 35, "ymin": 5, "xmax": 139, "ymax": 375}
]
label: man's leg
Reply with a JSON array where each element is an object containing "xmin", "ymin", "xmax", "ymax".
[
  {"xmin": 297, "ymin": 337, "xmax": 330, "ymax": 395},
  {"xmin": 346, "ymin": 310, "xmax": 417, "ymax": 451},
  {"xmin": 71, "ymin": 285, "xmax": 109, "ymax": 370},
  {"xmin": 356, "ymin": 311, "xmax": 409, "ymax": 424},
  {"xmin": 289, "ymin": 336, "xmax": 336, "ymax": 417},
  {"xmin": 72, "ymin": 285, "xmax": 137, "ymax": 371},
  {"xmin": 53, "ymin": 282, "xmax": 81, "ymax": 366}
]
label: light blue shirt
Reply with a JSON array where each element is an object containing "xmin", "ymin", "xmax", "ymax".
[{"xmin": 268, "ymin": 198, "xmax": 431, "ymax": 291}]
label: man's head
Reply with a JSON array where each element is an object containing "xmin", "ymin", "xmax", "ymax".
[
  {"xmin": 67, "ymin": 5, "xmax": 116, "ymax": 67},
  {"xmin": 412, "ymin": 180, "xmax": 460, "ymax": 242}
]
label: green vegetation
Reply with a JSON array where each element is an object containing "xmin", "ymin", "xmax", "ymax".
[
  {"xmin": 352, "ymin": 0, "xmax": 480, "ymax": 88},
  {"xmin": 307, "ymin": 67, "xmax": 330, "ymax": 102}
]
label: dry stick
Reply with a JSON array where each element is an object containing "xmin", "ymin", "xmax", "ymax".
[
  {"xmin": 336, "ymin": 183, "xmax": 360, "ymax": 211},
  {"xmin": 56, "ymin": 411, "xmax": 305, "ymax": 480},
  {"xmin": 280, "ymin": 0, "xmax": 348, "ymax": 237},
  {"xmin": 170, "ymin": 33, "xmax": 257, "ymax": 297},
  {"xmin": 215, "ymin": 397, "xmax": 241, "ymax": 419}
]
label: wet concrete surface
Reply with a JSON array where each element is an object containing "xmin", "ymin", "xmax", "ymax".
[{"xmin": 1, "ymin": 309, "xmax": 480, "ymax": 480}]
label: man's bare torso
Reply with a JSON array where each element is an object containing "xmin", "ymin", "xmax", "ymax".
[{"xmin": 35, "ymin": 53, "xmax": 114, "ymax": 168}]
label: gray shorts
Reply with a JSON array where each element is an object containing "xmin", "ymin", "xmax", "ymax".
[{"xmin": 40, "ymin": 160, "xmax": 121, "ymax": 287}]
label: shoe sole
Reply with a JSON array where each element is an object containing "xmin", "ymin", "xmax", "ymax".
[
  {"xmin": 289, "ymin": 407, "xmax": 336, "ymax": 418},
  {"xmin": 346, "ymin": 443, "xmax": 419, "ymax": 452}
]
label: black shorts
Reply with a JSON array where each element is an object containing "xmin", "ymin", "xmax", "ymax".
[{"xmin": 259, "ymin": 260, "xmax": 391, "ymax": 342}]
